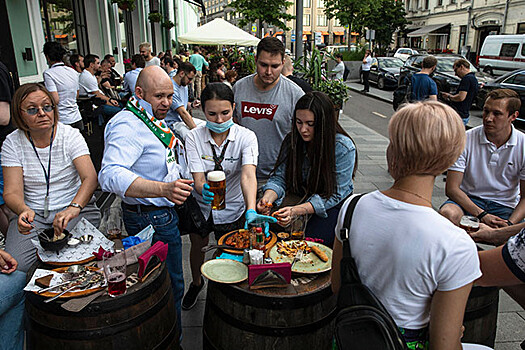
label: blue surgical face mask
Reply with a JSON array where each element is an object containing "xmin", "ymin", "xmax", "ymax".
[{"xmin": 206, "ymin": 118, "xmax": 234, "ymax": 134}]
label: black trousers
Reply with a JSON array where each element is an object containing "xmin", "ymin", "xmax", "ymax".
[{"xmin": 362, "ymin": 70, "xmax": 370, "ymax": 91}]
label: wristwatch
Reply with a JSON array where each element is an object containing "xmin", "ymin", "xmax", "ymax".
[{"xmin": 69, "ymin": 202, "xmax": 84, "ymax": 210}]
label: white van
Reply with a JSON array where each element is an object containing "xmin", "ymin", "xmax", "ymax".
[{"xmin": 478, "ymin": 34, "xmax": 525, "ymax": 76}]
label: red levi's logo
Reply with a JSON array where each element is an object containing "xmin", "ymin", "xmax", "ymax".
[{"xmin": 241, "ymin": 102, "xmax": 278, "ymax": 121}]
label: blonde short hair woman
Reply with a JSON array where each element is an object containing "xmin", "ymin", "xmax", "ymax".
[{"xmin": 331, "ymin": 101, "xmax": 484, "ymax": 349}]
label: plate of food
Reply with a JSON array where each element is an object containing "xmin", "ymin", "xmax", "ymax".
[
  {"xmin": 29, "ymin": 266, "xmax": 106, "ymax": 298},
  {"xmin": 268, "ymin": 240, "xmax": 332, "ymax": 274},
  {"xmin": 218, "ymin": 229, "xmax": 277, "ymax": 255}
]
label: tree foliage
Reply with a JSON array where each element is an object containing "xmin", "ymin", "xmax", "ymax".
[
  {"xmin": 323, "ymin": 0, "xmax": 371, "ymax": 34},
  {"xmin": 359, "ymin": 0, "xmax": 408, "ymax": 53},
  {"xmin": 228, "ymin": 0, "xmax": 295, "ymax": 32}
]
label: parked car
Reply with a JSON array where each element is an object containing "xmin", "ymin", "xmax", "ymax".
[
  {"xmin": 475, "ymin": 69, "xmax": 525, "ymax": 122},
  {"xmin": 325, "ymin": 45, "xmax": 358, "ymax": 55},
  {"xmin": 393, "ymin": 54, "xmax": 493, "ymax": 110},
  {"xmin": 477, "ymin": 34, "xmax": 525, "ymax": 76},
  {"xmin": 359, "ymin": 57, "xmax": 404, "ymax": 89},
  {"xmin": 394, "ymin": 48, "xmax": 420, "ymax": 61}
]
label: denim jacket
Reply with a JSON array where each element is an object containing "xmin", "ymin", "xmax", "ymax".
[{"xmin": 263, "ymin": 134, "xmax": 356, "ymax": 218}]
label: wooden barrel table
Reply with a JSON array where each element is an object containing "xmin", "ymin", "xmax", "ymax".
[
  {"xmin": 462, "ymin": 285, "xmax": 500, "ymax": 348},
  {"xmin": 203, "ymin": 272, "xmax": 337, "ymax": 350},
  {"xmin": 25, "ymin": 262, "xmax": 179, "ymax": 350}
]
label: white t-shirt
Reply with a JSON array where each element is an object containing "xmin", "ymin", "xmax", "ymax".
[
  {"xmin": 335, "ymin": 191, "xmax": 481, "ymax": 329},
  {"xmin": 185, "ymin": 124, "xmax": 258, "ymax": 224},
  {"xmin": 362, "ymin": 56, "xmax": 373, "ymax": 71},
  {"xmin": 334, "ymin": 61, "xmax": 345, "ymax": 80},
  {"xmin": 449, "ymin": 125, "xmax": 525, "ymax": 208},
  {"xmin": 79, "ymin": 70, "xmax": 100, "ymax": 97},
  {"xmin": 43, "ymin": 63, "xmax": 82, "ymax": 125},
  {"xmin": 1, "ymin": 123, "xmax": 90, "ymax": 211},
  {"xmin": 145, "ymin": 57, "xmax": 161, "ymax": 67}
]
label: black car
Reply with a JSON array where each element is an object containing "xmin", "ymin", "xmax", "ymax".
[
  {"xmin": 475, "ymin": 69, "xmax": 525, "ymax": 122},
  {"xmin": 393, "ymin": 54, "xmax": 493, "ymax": 109},
  {"xmin": 359, "ymin": 57, "xmax": 404, "ymax": 89}
]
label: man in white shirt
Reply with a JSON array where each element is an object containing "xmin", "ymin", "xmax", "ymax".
[
  {"xmin": 440, "ymin": 89, "xmax": 525, "ymax": 228},
  {"xmin": 99, "ymin": 66, "xmax": 193, "ymax": 338},
  {"xmin": 79, "ymin": 54, "xmax": 122, "ymax": 121},
  {"xmin": 361, "ymin": 49, "xmax": 373, "ymax": 92},
  {"xmin": 139, "ymin": 42, "xmax": 160, "ymax": 67},
  {"xmin": 332, "ymin": 53, "xmax": 345, "ymax": 81},
  {"xmin": 123, "ymin": 54, "xmax": 145, "ymax": 96},
  {"xmin": 43, "ymin": 41, "xmax": 83, "ymax": 130},
  {"xmin": 69, "ymin": 54, "xmax": 84, "ymax": 74}
]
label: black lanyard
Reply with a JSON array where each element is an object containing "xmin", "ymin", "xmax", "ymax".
[
  {"xmin": 210, "ymin": 140, "xmax": 230, "ymax": 171},
  {"xmin": 28, "ymin": 126, "xmax": 54, "ymax": 216}
]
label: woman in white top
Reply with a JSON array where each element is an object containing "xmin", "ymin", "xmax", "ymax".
[
  {"xmin": 331, "ymin": 101, "xmax": 482, "ymax": 349},
  {"xmin": 182, "ymin": 83, "xmax": 275, "ymax": 310},
  {"xmin": 43, "ymin": 41, "xmax": 83, "ymax": 131},
  {"xmin": 2, "ymin": 83, "xmax": 100, "ymax": 272}
]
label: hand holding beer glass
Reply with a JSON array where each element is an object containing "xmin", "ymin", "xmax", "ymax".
[
  {"xmin": 207, "ymin": 170, "xmax": 226, "ymax": 210},
  {"xmin": 459, "ymin": 215, "xmax": 480, "ymax": 233}
]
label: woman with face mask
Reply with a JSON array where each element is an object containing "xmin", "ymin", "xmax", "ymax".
[{"xmin": 182, "ymin": 83, "xmax": 275, "ymax": 310}]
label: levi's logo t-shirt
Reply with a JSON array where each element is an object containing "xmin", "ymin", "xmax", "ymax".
[{"xmin": 241, "ymin": 102, "xmax": 279, "ymax": 121}]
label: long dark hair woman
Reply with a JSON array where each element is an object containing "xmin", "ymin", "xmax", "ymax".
[{"xmin": 257, "ymin": 91, "xmax": 357, "ymax": 247}]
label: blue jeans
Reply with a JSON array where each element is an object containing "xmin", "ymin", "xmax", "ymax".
[
  {"xmin": 122, "ymin": 206, "xmax": 183, "ymax": 335},
  {"xmin": 442, "ymin": 195, "xmax": 515, "ymax": 220},
  {"xmin": 94, "ymin": 104, "xmax": 123, "ymax": 125},
  {"xmin": 0, "ymin": 270, "xmax": 25, "ymax": 350}
]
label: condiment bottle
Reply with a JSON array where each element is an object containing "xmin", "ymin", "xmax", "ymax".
[{"xmin": 254, "ymin": 227, "xmax": 265, "ymax": 252}]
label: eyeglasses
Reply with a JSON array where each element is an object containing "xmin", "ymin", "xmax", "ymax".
[{"xmin": 23, "ymin": 105, "xmax": 54, "ymax": 115}]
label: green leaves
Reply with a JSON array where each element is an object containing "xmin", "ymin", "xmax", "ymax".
[{"xmin": 229, "ymin": 0, "xmax": 295, "ymax": 31}]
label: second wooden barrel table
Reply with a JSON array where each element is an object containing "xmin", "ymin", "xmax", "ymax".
[
  {"xmin": 203, "ymin": 272, "xmax": 336, "ymax": 350},
  {"xmin": 25, "ymin": 262, "xmax": 179, "ymax": 350}
]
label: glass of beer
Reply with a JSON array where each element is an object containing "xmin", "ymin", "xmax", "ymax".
[
  {"xmin": 459, "ymin": 215, "xmax": 480, "ymax": 233},
  {"xmin": 207, "ymin": 170, "xmax": 226, "ymax": 210},
  {"xmin": 103, "ymin": 250, "xmax": 127, "ymax": 297},
  {"xmin": 290, "ymin": 208, "xmax": 308, "ymax": 241},
  {"xmin": 104, "ymin": 207, "xmax": 123, "ymax": 240}
]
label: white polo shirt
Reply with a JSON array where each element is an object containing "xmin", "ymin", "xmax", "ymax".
[
  {"xmin": 449, "ymin": 125, "xmax": 525, "ymax": 208},
  {"xmin": 43, "ymin": 63, "xmax": 82, "ymax": 125},
  {"xmin": 79, "ymin": 70, "xmax": 100, "ymax": 97},
  {"xmin": 185, "ymin": 123, "xmax": 258, "ymax": 224}
]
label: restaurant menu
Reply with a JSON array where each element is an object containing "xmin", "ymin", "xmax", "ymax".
[{"xmin": 31, "ymin": 218, "xmax": 114, "ymax": 264}]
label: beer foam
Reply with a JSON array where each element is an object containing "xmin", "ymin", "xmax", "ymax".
[{"xmin": 207, "ymin": 170, "xmax": 226, "ymax": 182}]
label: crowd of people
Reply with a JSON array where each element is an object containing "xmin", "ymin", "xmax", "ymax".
[{"xmin": 0, "ymin": 35, "xmax": 523, "ymax": 350}]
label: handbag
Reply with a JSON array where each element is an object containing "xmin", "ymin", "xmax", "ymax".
[
  {"xmin": 175, "ymin": 194, "xmax": 208, "ymax": 236},
  {"xmin": 334, "ymin": 194, "xmax": 408, "ymax": 350}
]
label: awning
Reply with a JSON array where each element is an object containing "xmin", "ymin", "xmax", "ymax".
[
  {"xmin": 333, "ymin": 31, "xmax": 344, "ymax": 35},
  {"xmin": 321, "ymin": 31, "xmax": 329, "ymax": 35},
  {"xmin": 350, "ymin": 32, "xmax": 359, "ymax": 36},
  {"xmin": 407, "ymin": 23, "xmax": 450, "ymax": 37},
  {"xmin": 303, "ymin": 30, "xmax": 311, "ymax": 35},
  {"xmin": 273, "ymin": 31, "xmax": 284, "ymax": 37},
  {"xmin": 55, "ymin": 34, "xmax": 68, "ymax": 39}
]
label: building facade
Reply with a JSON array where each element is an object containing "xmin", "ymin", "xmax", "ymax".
[
  {"xmin": 401, "ymin": 0, "xmax": 525, "ymax": 60},
  {"xmin": 1, "ymin": 0, "xmax": 198, "ymax": 86}
]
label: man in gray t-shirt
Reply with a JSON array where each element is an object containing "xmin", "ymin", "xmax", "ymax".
[{"xmin": 233, "ymin": 37, "xmax": 304, "ymax": 181}]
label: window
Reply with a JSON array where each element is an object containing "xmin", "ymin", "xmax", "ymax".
[
  {"xmin": 518, "ymin": 23, "xmax": 525, "ymax": 34},
  {"xmin": 317, "ymin": 14, "xmax": 327, "ymax": 26},
  {"xmin": 318, "ymin": 0, "xmax": 325, "ymax": 8},
  {"xmin": 505, "ymin": 73, "xmax": 525, "ymax": 86},
  {"xmin": 500, "ymin": 43, "xmax": 519, "ymax": 57},
  {"xmin": 303, "ymin": 14, "xmax": 310, "ymax": 26},
  {"xmin": 303, "ymin": 0, "xmax": 311, "ymax": 8},
  {"xmin": 424, "ymin": 0, "xmax": 429, "ymax": 9},
  {"xmin": 522, "ymin": 44, "xmax": 525, "ymax": 57},
  {"xmin": 334, "ymin": 18, "xmax": 341, "ymax": 26},
  {"xmin": 458, "ymin": 25, "xmax": 466, "ymax": 51},
  {"xmin": 437, "ymin": 0, "xmax": 442, "ymax": 5},
  {"xmin": 450, "ymin": 0, "xmax": 456, "ymax": 3}
]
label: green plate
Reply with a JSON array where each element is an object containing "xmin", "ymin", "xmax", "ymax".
[
  {"xmin": 269, "ymin": 240, "xmax": 333, "ymax": 274},
  {"xmin": 201, "ymin": 259, "xmax": 248, "ymax": 284}
]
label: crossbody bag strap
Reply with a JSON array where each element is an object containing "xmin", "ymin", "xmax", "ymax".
[{"xmin": 339, "ymin": 193, "xmax": 366, "ymax": 285}]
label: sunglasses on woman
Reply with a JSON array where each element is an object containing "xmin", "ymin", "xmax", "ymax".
[{"xmin": 23, "ymin": 104, "xmax": 54, "ymax": 115}]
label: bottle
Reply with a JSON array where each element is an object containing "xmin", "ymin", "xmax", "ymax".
[{"xmin": 254, "ymin": 227, "xmax": 265, "ymax": 252}]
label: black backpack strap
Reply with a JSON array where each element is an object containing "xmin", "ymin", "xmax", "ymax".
[{"xmin": 339, "ymin": 194, "xmax": 365, "ymax": 285}]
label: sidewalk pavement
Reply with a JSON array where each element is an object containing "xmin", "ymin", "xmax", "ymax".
[{"xmin": 181, "ymin": 107, "xmax": 524, "ymax": 349}]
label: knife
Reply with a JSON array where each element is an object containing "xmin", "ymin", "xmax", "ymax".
[{"xmin": 37, "ymin": 275, "xmax": 86, "ymax": 294}]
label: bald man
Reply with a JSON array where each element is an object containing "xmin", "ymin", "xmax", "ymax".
[{"xmin": 99, "ymin": 66, "xmax": 193, "ymax": 335}]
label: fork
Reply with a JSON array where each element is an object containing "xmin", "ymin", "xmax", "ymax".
[{"xmin": 291, "ymin": 249, "xmax": 304, "ymax": 270}]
